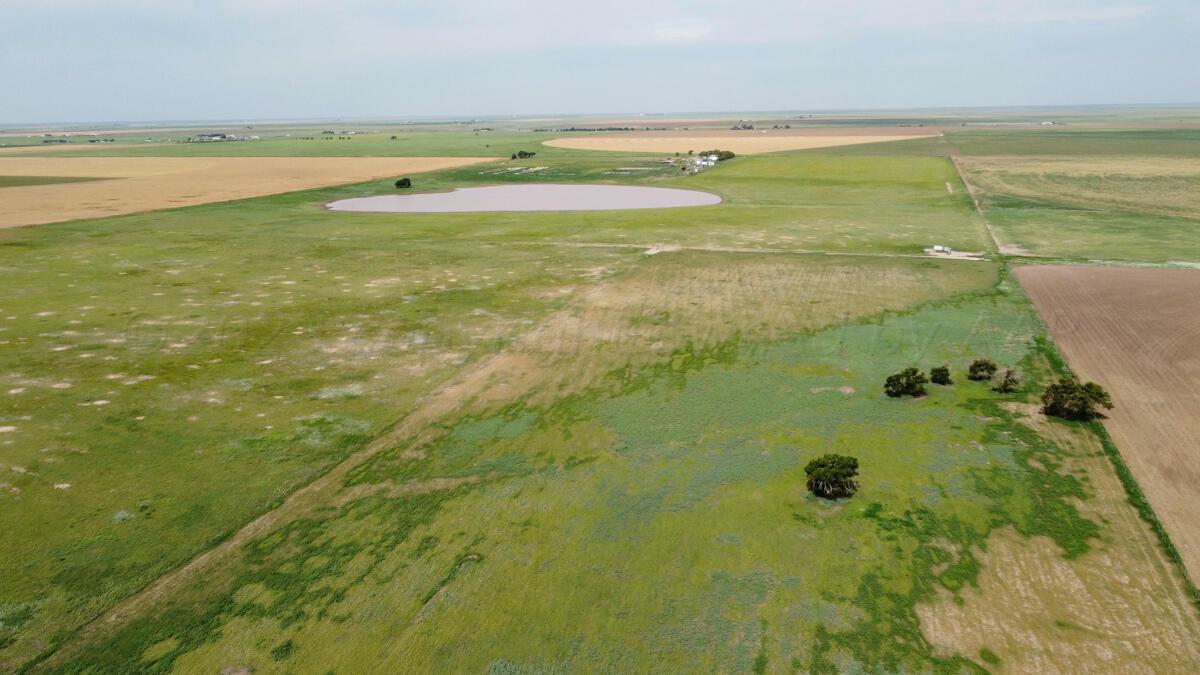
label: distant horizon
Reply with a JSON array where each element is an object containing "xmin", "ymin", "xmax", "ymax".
[{"xmin": 4, "ymin": 101, "xmax": 1200, "ymax": 132}]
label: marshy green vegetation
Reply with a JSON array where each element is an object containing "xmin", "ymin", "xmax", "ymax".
[{"xmin": 2, "ymin": 117, "xmax": 1199, "ymax": 673}]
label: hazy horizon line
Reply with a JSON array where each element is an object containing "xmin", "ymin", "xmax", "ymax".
[{"xmin": 5, "ymin": 101, "xmax": 1200, "ymax": 131}]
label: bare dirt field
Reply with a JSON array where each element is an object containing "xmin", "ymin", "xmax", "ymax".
[
  {"xmin": 543, "ymin": 128, "xmax": 938, "ymax": 155},
  {"xmin": 0, "ymin": 156, "xmax": 491, "ymax": 227},
  {"xmin": 1016, "ymin": 265, "xmax": 1200, "ymax": 579}
]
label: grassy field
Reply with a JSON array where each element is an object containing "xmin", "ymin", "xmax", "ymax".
[
  {"xmin": 1, "ymin": 126, "xmax": 1198, "ymax": 672},
  {"xmin": 3, "ymin": 130, "xmax": 565, "ymax": 159},
  {"xmin": 939, "ymin": 130, "xmax": 1200, "ymax": 262}
]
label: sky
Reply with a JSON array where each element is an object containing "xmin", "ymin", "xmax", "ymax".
[{"xmin": 2, "ymin": 0, "xmax": 1198, "ymax": 124}]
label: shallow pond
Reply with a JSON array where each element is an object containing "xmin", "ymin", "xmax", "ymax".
[{"xmin": 325, "ymin": 184, "xmax": 721, "ymax": 213}]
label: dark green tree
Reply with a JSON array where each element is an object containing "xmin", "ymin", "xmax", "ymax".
[
  {"xmin": 1042, "ymin": 377, "xmax": 1113, "ymax": 420},
  {"xmin": 968, "ymin": 358, "xmax": 998, "ymax": 381},
  {"xmin": 930, "ymin": 365, "xmax": 952, "ymax": 385},
  {"xmin": 884, "ymin": 367, "xmax": 928, "ymax": 398},
  {"xmin": 394, "ymin": 177, "xmax": 412, "ymax": 189},
  {"xmin": 805, "ymin": 454, "xmax": 859, "ymax": 499}
]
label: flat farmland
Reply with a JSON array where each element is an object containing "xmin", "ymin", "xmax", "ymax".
[
  {"xmin": 948, "ymin": 130, "xmax": 1200, "ymax": 263},
  {"xmin": 0, "ymin": 156, "xmax": 490, "ymax": 228},
  {"xmin": 1016, "ymin": 265, "xmax": 1200, "ymax": 578},
  {"xmin": 2, "ymin": 137, "xmax": 1198, "ymax": 673},
  {"xmin": 543, "ymin": 128, "xmax": 937, "ymax": 155}
]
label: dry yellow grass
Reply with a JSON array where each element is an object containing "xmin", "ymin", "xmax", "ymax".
[
  {"xmin": 957, "ymin": 156, "xmax": 1200, "ymax": 220},
  {"xmin": 0, "ymin": 143, "xmax": 149, "ymax": 154},
  {"xmin": 919, "ymin": 402, "xmax": 1200, "ymax": 673},
  {"xmin": 543, "ymin": 130, "xmax": 937, "ymax": 155},
  {"xmin": 0, "ymin": 156, "xmax": 491, "ymax": 228}
]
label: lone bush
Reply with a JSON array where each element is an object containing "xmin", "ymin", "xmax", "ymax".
[
  {"xmin": 394, "ymin": 177, "xmax": 412, "ymax": 189},
  {"xmin": 805, "ymin": 454, "xmax": 859, "ymax": 500},
  {"xmin": 992, "ymin": 369, "xmax": 1020, "ymax": 393},
  {"xmin": 968, "ymin": 358, "xmax": 997, "ymax": 381},
  {"xmin": 1042, "ymin": 376, "xmax": 1113, "ymax": 420},
  {"xmin": 511, "ymin": 150, "xmax": 536, "ymax": 159},
  {"xmin": 884, "ymin": 367, "xmax": 928, "ymax": 398},
  {"xmin": 930, "ymin": 365, "xmax": 951, "ymax": 385}
]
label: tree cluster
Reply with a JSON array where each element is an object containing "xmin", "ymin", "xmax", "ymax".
[
  {"xmin": 1042, "ymin": 376, "xmax": 1113, "ymax": 420},
  {"xmin": 930, "ymin": 366, "xmax": 951, "ymax": 385},
  {"xmin": 884, "ymin": 367, "xmax": 928, "ymax": 398},
  {"xmin": 511, "ymin": 150, "xmax": 537, "ymax": 159},
  {"xmin": 968, "ymin": 359, "xmax": 997, "ymax": 381},
  {"xmin": 698, "ymin": 149, "xmax": 736, "ymax": 161},
  {"xmin": 805, "ymin": 454, "xmax": 859, "ymax": 500}
]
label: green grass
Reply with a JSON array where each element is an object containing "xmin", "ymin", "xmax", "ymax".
[
  {"xmin": 940, "ymin": 130, "xmax": 1200, "ymax": 262},
  {"xmin": 8, "ymin": 130, "xmax": 575, "ymax": 159},
  {"xmin": 0, "ymin": 176, "xmax": 105, "ymax": 188},
  {"xmin": 946, "ymin": 129, "xmax": 1200, "ymax": 158},
  {"xmin": 1, "ymin": 127, "xmax": 1196, "ymax": 672},
  {"xmin": 321, "ymin": 153, "xmax": 992, "ymax": 256},
  {"xmin": 980, "ymin": 193, "xmax": 1200, "ymax": 262},
  {"xmin": 0, "ymin": 186, "xmax": 641, "ymax": 668},
  {"xmin": 56, "ymin": 277, "xmax": 1100, "ymax": 673}
]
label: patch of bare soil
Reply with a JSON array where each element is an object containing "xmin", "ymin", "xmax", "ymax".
[{"xmin": 1015, "ymin": 265, "xmax": 1200, "ymax": 579}]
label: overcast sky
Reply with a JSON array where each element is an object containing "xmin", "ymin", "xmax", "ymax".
[{"xmin": 2, "ymin": 0, "xmax": 1198, "ymax": 124}]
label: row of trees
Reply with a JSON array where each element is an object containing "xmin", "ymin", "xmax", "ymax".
[
  {"xmin": 884, "ymin": 358, "xmax": 1112, "ymax": 419},
  {"xmin": 806, "ymin": 363, "xmax": 1111, "ymax": 502}
]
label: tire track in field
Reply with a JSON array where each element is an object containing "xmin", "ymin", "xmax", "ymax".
[
  {"xmin": 35, "ymin": 276, "xmax": 629, "ymax": 669},
  {"xmin": 948, "ymin": 154, "xmax": 1006, "ymax": 257}
]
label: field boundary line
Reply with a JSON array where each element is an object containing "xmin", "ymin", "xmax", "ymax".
[{"xmin": 948, "ymin": 154, "xmax": 1003, "ymax": 257}]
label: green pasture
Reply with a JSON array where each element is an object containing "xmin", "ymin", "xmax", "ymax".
[
  {"xmin": 0, "ymin": 128, "xmax": 1195, "ymax": 672},
  {"xmin": 941, "ymin": 130, "xmax": 1200, "ymax": 262},
  {"xmin": 61, "ymin": 270, "xmax": 1107, "ymax": 673}
]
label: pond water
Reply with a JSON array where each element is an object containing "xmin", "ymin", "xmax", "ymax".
[{"xmin": 325, "ymin": 184, "xmax": 721, "ymax": 213}]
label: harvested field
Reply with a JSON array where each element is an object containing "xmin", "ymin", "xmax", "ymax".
[
  {"xmin": 543, "ymin": 128, "xmax": 937, "ymax": 155},
  {"xmin": 0, "ymin": 156, "xmax": 491, "ymax": 228},
  {"xmin": 1016, "ymin": 265, "xmax": 1200, "ymax": 578}
]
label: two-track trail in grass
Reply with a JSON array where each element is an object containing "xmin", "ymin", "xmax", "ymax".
[
  {"xmin": 7, "ymin": 141, "xmax": 1200, "ymax": 673},
  {"xmin": 46, "ymin": 252, "xmax": 1200, "ymax": 674}
]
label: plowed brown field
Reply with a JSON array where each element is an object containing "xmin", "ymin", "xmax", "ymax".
[
  {"xmin": 0, "ymin": 156, "xmax": 491, "ymax": 228},
  {"xmin": 1016, "ymin": 265, "xmax": 1200, "ymax": 578}
]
